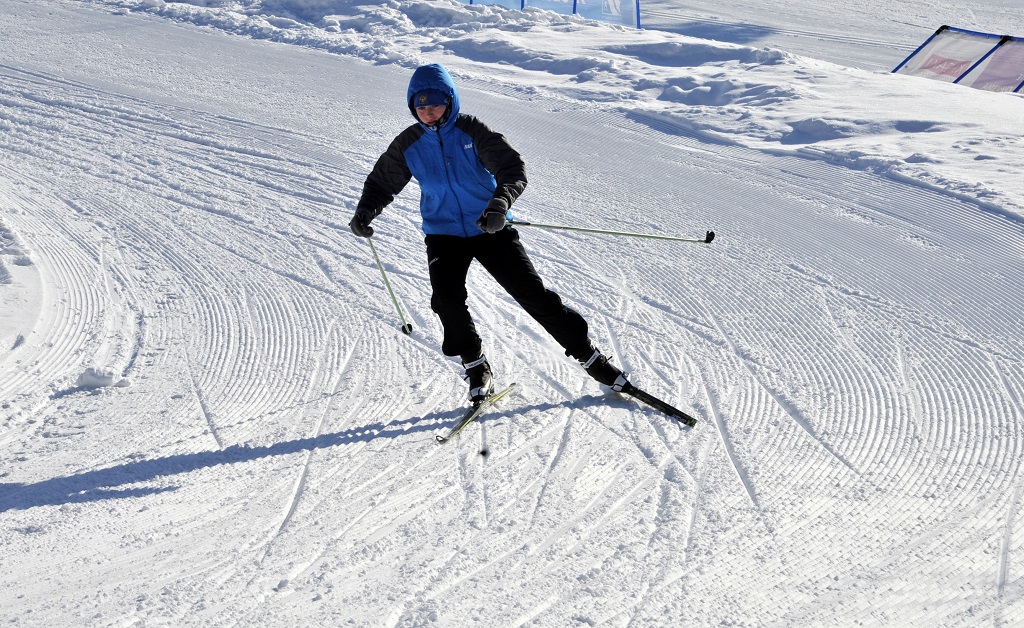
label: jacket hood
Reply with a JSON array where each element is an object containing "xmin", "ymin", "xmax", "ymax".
[{"xmin": 407, "ymin": 63, "xmax": 460, "ymax": 128}]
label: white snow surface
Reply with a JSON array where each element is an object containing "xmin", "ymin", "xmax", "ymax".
[{"xmin": 2, "ymin": 0, "xmax": 1023, "ymax": 625}]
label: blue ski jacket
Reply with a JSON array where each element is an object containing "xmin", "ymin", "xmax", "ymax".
[{"xmin": 356, "ymin": 64, "xmax": 526, "ymax": 237}]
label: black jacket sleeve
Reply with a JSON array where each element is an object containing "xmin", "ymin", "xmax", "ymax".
[
  {"xmin": 455, "ymin": 115, "xmax": 528, "ymax": 208},
  {"xmin": 357, "ymin": 125, "xmax": 421, "ymax": 216}
]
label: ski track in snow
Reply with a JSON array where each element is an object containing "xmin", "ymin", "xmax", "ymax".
[{"xmin": 1, "ymin": 2, "xmax": 1024, "ymax": 626}]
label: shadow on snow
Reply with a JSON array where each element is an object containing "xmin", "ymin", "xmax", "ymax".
[
  {"xmin": 0, "ymin": 395, "xmax": 614, "ymax": 512},
  {"xmin": 645, "ymin": 17, "xmax": 778, "ymax": 46}
]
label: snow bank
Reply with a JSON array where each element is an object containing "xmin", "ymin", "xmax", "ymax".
[{"xmin": 87, "ymin": 0, "xmax": 1024, "ymax": 218}]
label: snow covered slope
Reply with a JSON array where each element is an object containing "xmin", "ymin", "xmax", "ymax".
[
  {"xmin": 643, "ymin": 0, "xmax": 1024, "ymax": 71},
  {"xmin": 1, "ymin": 0, "xmax": 1022, "ymax": 626}
]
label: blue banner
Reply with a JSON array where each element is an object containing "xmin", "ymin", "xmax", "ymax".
[{"xmin": 462, "ymin": 0, "xmax": 641, "ymax": 29}]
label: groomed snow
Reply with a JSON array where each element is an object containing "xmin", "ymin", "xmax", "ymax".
[{"xmin": 1, "ymin": 0, "xmax": 1023, "ymax": 626}]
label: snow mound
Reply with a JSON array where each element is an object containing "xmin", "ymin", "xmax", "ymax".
[
  {"xmin": 0, "ymin": 222, "xmax": 32, "ymax": 267},
  {"xmin": 75, "ymin": 366, "xmax": 130, "ymax": 389}
]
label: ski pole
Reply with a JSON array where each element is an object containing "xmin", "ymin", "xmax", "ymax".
[
  {"xmin": 366, "ymin": 237, "xmax": 413, "ymax": 335},
  {"xmin": 508, "ymin": 220, "xmax": 715, "ymax": 244}
]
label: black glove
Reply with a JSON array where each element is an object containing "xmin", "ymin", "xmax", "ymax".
[
  {"xmin": 349, "ymin": 206, "xmax": 378, "ymax": 238},
  {"xmin": 476, "ymin": 198, "xmax": 508, "ymax": 234}
]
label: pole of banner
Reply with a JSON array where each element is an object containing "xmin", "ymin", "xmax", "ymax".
[
  {"xmin": 509, "ymin": 220, "xmax": 715, "ymax": 244},
  {"xmin": 367, "ymin": 237, "xmax": 413, "ymax": 335}
]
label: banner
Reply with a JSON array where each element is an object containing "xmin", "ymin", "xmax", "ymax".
[
  {"xmin": 461, "ymin": 0, "xmax": 641, "ymax": 28},
  {"xmin": 894, "ymin": 26, "xmax": 1023, "ymax": 93},
  {"xmin": 957, "ymin": 38, "xmax": 1024, "ymax": 92}
]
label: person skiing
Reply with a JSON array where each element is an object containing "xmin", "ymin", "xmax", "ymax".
[{"xmin": 349, "ymin": 63, "xmax": 628, "ymax": 403}]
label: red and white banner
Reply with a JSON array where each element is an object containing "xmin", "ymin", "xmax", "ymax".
[{"xmin": 894, "ymin": 27, "xmax": 1022, "ymax": 92}]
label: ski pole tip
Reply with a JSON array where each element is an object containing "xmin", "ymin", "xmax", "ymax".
[
  {"xmin": 401, "ymin": 324, "xmax": 413, "ymax": 335},
  {"xmin": 705, "ymin": 230, "xmax": 715, "ymax": 244}
]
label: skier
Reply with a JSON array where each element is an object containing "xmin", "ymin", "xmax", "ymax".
[{"xmin": 350, "ymin": 63, "xmax": 628, "ymax": 403}]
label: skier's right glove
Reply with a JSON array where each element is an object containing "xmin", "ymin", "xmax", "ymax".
[
  {"xmin": 349, "ymin": 205, "xmax": 378, "ymax": 238},
  {"xmin": 476, "ymin": 198, "xmax": 508, "ymax": 234}
]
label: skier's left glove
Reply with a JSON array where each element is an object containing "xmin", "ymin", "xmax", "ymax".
[
  {"xmin": 349, "ymin": 205, "xmax": 378, "ymax": 238},
  {"xmin": 476, "ymin": 198, "xmax": 508, "ymax": 234}
]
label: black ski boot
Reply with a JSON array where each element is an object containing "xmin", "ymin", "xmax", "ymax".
[
  {"xmin": 580, "ymin": 349, "xmax": 630, "ymax": 392},
  {"xmin": 462, "ymin": 354, "xmax": 494, "ymax": 403}
]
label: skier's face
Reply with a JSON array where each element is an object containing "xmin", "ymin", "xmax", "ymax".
[{"xmin": 416, "ymin": 104, "xmax": 446, "ymax": 126}]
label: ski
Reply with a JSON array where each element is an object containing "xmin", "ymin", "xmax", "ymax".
[
  {"xmin": 621, "ymin": 383, "xmax": 697, "ymax": 427},
  {"xmin": 435, "ymin": 383, "xmax": 518, "ymax": 444}
]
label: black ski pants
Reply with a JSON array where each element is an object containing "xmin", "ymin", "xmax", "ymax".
[{"xmin": 425, "ymin": 227, "xmax": 592, "ymax": 363}]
